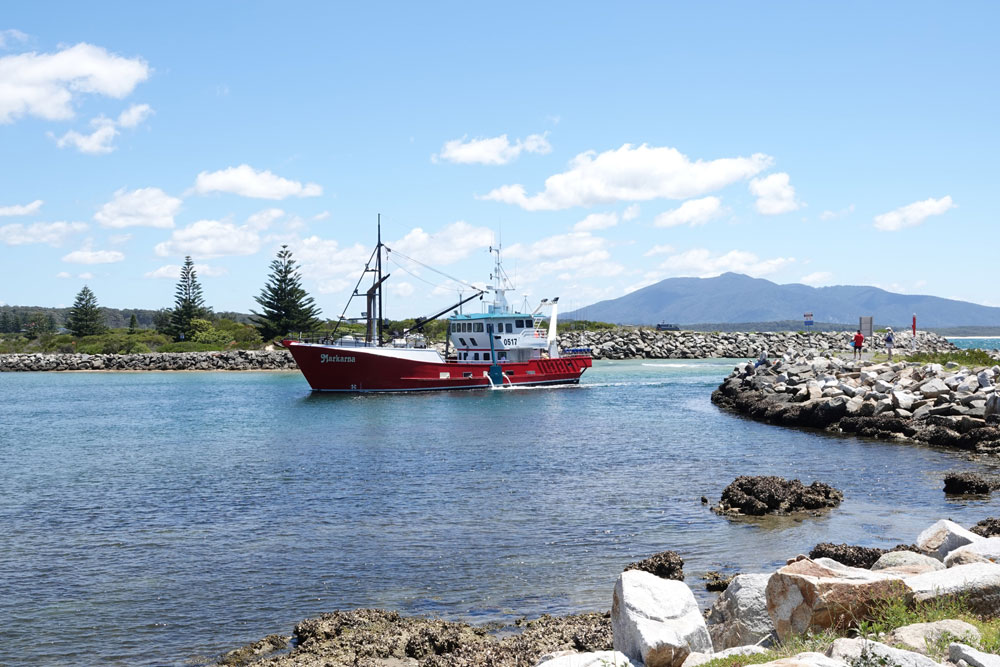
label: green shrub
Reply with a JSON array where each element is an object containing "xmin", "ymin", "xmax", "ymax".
[
  {"xmin": 908, "ymin": 349, "xmax": 995, "ymax": 367},
  {"xmin": 158, "ymin": 341, "xmax": 223, "ymax": 353}
]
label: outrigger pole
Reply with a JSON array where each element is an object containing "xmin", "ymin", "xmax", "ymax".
[{"xmin": 400, "ymin": 290, "xmax": 485, "ymax": 337}]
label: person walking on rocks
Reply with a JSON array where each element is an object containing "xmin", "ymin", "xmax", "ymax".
[
  {"xmin": 852, "ymin": 329, "xmax": 864, "ymax": 361},
  {"xmin": 884, "ymin": 327, "xmax": 895, "ymax": 361}
]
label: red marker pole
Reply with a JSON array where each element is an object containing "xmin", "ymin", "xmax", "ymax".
[{"xmin": 912, "ymin": 314, "xmax": 916, "ymax": 337}]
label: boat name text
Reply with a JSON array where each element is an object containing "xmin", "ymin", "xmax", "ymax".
[{"xmin": 320, "ymin": 354, "xmax": 356, "ymax": 364}]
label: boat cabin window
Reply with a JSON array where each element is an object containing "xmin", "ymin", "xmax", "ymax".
[
  {"xmin": 473, "ymin": 352, "xmax": 479, "ymax": 360},
  {"xmin": 451, "ymin": 323, "xmax": 458, "ymax": 332},
  {"xmin": 515, "ymin": 319, "xmax": 524, "ymax": 328},
  {"xmin": 470, "ymin": 337, "xmax": 477, "ymax": 346},
  {"xmin": 463, "ymin": 372, "xmax": 472, "ymax": 378},
  {"xmin": 474, "ymin": 323, "xmax": 484, "ymax": 332},
  {"xmin": 505, "ymin": 323, "xmax": 513, "ymax": 333},
  {"xmin": 483, "ymin": 352, "xmax": 490, "ymax": 361},
  {"xmin": 498, "ymin": 351, "xmax": 507, "ymax": 360},
  {"xmin": 459, "ymin": 337, "xmax": 467, "ymax": 346}
]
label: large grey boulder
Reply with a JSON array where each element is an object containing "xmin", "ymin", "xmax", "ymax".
[
  {"xmin": 871, "ymin": 551, "xmax": 944, "ymax": 575},
  {"xmin": 826, "ymin": 638, "xmax": 942, "ymax": 667},
  {"xmin": 705, "ymin": 573, "xmax": 776, "ymax": 650},
  {"xmin": 920, "ymin": 378, "xmax": 950, "ymax": 399},
  {"xmin": 537, "ymin": 651, "xmax": 641, "ymax": 666},
  {"xmin": 766, "ymin": 558, "xmax": 907, "ymax": 641},
  {"xmin": 943, "ymin": 537, "xmax": 1000, "ymax": 566},
  {"xmin": 949, "ymin": 643, "xmax": 1000, "ymax": 667},
  {"xmin": 883, "ymin": 620, "xmax": 981, "ymax": 655},
  {"xmin": 905, "ymin": 562, "xmax": 1000, "ymax": 614},
  {"xmin": 916, "ymin": 520, "xmax": 983, "ymax": 560},
  {"xmin": 612, "ymin": 570, "xmax": 713, "ymax": 667}
]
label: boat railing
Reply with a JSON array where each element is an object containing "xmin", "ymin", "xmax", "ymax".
[
  {"xmin": 289, "ymin": 334, "xmax": 379, "ymax": 348},
  {"xmin": 563, "ymin": 347, "xmax": 592, "ymax": 357}
]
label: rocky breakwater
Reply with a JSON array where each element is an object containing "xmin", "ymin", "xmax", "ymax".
[
  {"xmin": 0, "ymin": 349, "xmax": 297, "ymax": 372},
  {"xmin": 216, "ymin": 517, "xmax": 1000, "ymax": 667},
  {"xmin": 559, "ymin": 329, "xmax": 955, "ymax": 360},
  {"xmin": 712, "ymin": 351, "xmax": 1000, "ymax": 453}
]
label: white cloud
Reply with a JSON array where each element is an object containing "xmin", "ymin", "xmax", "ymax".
[
  {"xmin": 62, "ymin": 242, "xmax": 124, "ymax": 264},
  {"xmin": 55, "ymin": 271, "xmax": 71, "ymax": 279},
  {"xmin": 643, "ymin": 244, "xmax": 674, "ymax": 257},
  {"xmin": 0, "ymin": 43, "xmax": 149, "ymax": 124},
  {"xmin": 389, "ymin": 281, "xmax": 415, "ymax": 298},
  {"xmin": 0, "ymin": 199, "xmax": 42, "ymax": 216},
  {"xmin": 290, "ymin": 236, "xmax": 372, "ymax": 291},
  {"xmin": 95, "ymin": 187, "xmax": 181, "ymax": 228},
  {"xmin": 109, "ymin": 233, "xmax": 132, "ymax": 244},
  {"xmin": 433, "ymin": 132, "xmax": 551, "ymax": 165},
  {"xmin": 144, "ymin": 263, "xmax": 227, "ymax": 279},
  {"xmin": 874, "ymin": 196, "xmax": 955, "ymax": 231},
  {"xmin": 116, "ymin": 102, "xmax": 152, "ymax": 128},
  {"xmin": 78, "ymin": 272, "xmax": 94, "ymax": 279},
  {"xmin": 53, "ymin": 102, "xmax": 153, "ymax": 154},
  {"xmin": 312, "ymin": 211, "xmax": 331, "ymax": 221},
  {"xmin": 504, "ymin": 231, "xmax": 624, "ymax": 283},
  {"xmin": 800, "ymin": 271, "xmax": 833, "ymax": 286},
  {"xmin": 653, "ymin": 196, "xmax": 723, "ymax": 227},
  {"xmin": 505, "ymin": 231, "xmax": 607, "ymax": 262},
  {"xmin": 155, "ymin": 219, "xmax": 261, "ymax": 258},
  {"xmin": 0, "ymin": 220, "xmax": 87, "ymax": 245},
  {"xmin": 819, "ymin": 204, "xmax": 855, "ymax": 220},
  {"xmin": 622, "ymin": 204, "xmax": 640, "ymax": 221},
  {"xmin": 749, "ymin": 172, "xmax": 801, "ymax": 215},
  {"xmin": 0, "ymin": 29, "xmax": 29, "ymax": 49},
  {"xmin": 390, "ymin": 221, "xmax": 493, "ymax": 265},
  {"xmin": 192, "ymin": 164, "xmax": 322, "ymax": 199},
  {"xmin": 479, "ymin": 143, "xmax": 772, "ymax": 211},
  {"xmin": 656, "ymin": 248, "xmax": 794, "ymax": 278},
  {"xmin": 54, "ymin": 119, "xmax": 118, "ymax": 154},
  {"xmin": 573, "ymin": 212, "xmax": 618, "ymax": 232},
  {"xmin": 247, "ymin": 208, "xmax": 285, "ymax": 230}
]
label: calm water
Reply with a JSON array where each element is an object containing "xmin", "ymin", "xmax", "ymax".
[
  {"xmin": 950, "ymin": 337, "xmax": 1000, "ymax": 350},
  {"xmin": 3, "ymin": 361, "xmax": 1000, "ymax": 666}
]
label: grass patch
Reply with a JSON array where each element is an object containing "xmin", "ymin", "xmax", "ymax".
[
  {"xmin": 906, "ymin": 349, "xmax": 996, "ymax": 367},
  {"xmin": 696, "ymin": 593, "xmax": 1000, "ymax": 667}
]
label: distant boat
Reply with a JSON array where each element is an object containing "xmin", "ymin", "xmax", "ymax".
[
  {"xmin": 282, "ymin": 220, "xmax": 592, "ymax": 392},
  {"xmin": 655, "ymin": 322, "xmax": 680, "ymax": 331}
]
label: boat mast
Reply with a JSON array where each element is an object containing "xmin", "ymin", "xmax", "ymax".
[{"xmin": 377, "ymin": 214, "xmax": 384, "ymax": 346}]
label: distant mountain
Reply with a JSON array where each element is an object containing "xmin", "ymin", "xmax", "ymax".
[{"xmin": 562, "ymin": 273, "xmax": 1000, "ymax": 328}]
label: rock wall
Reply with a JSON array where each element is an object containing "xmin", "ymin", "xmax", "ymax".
[
  {"xmin": 712, "ymin": 352, "xmax": 1000, "ymax": 452},
  {"xmin": 559, "ymin": 329, "xmax": 956, "ymax": 360},
  {"xmin": 0, "ymin": 349, "xmax": 297, "ymax": 372},
  {"xmin": 0, "ymin": 329, "xmax": 963, "ymax": 371}
]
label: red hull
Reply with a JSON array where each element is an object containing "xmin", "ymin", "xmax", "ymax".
[{"xmin": 282, "ymin": 341, "xmax": 592, "ymax": 392}]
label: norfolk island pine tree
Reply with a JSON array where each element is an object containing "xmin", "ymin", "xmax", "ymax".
[
  {"xmin": 250, "ymin": 245, "xmax": 322, "ymax": 341},
  {"xmin": 67, "ymin": 286, "xmax": 107, "ymax": 337},
  {"xmin": 168, "ymin": 257, "xmax": 210, "ymax": 341}
]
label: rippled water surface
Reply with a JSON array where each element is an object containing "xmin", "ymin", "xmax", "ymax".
[{"xmin": 3, "ymin": 360, "xmax": 1000, "ymax": 665}]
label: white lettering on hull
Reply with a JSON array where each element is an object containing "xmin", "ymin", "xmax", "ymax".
[{"xmin": 320, "ymin": 354, "xmax": 356, "ymax": 363}]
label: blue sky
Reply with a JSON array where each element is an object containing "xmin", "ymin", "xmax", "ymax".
[{"xmin": 1, "ymin": 2, "xmax": 996, "ymax": 319}]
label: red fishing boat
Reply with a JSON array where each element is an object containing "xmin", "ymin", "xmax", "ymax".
[{"xmin": 282, "ymin": 221, "xmax": 592, "ymax": 392}]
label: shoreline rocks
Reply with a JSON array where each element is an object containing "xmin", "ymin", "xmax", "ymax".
[
  {"xmin": 0, "ymin": 329, "xmax": 962, "ymax": 371},
  {"xmin": 713, "ymin": 476, "xmax": 843, "ymax": 516},
  {"xmin": 560, "ymin": 329, "xmax": 957, "ymax": 361},
  {"xmin": 711, "ymin": 350, "xmax": 1000, "ymax": 453},
  {"xmin": 0, "ymin": 349, "xmax": 297, "ymax": 372},
  {"xmin": 215, "ymin": 518, "xmax": 1000, "ymax": 667}
]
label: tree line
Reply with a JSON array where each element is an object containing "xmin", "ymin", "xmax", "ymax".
[{"xmin": 6, "ymin": 246, "xmax": 322, "ymax": 342}]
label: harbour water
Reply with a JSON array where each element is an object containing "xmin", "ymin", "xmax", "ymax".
[
  {"xmin": 949, "ymin": 336, "xmax": 1000, "ymax": 350},
  {"xmin": 3, "ymin": 360, "xmax": 1000, "ymax": 665}
]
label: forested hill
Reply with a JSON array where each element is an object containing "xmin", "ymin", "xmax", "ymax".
[
  {"xmin": 0, "ymin": 305, "xmax": 252, "ymax": 332},
  {"xmin": 562, "ymin": 272, "xmax": 1000, "ymax": 328}
]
